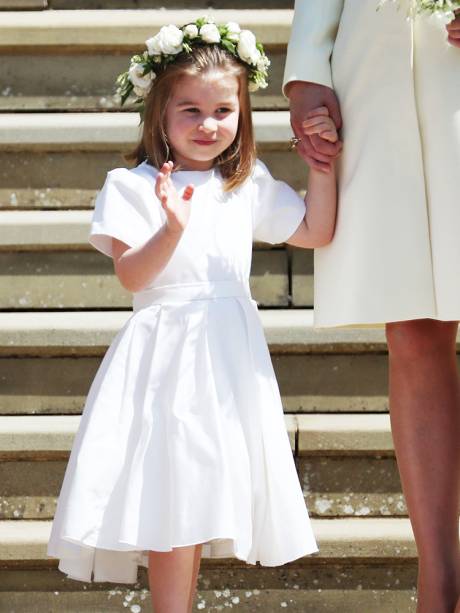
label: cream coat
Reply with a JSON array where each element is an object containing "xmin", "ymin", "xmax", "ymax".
[{"xmin": 284, "ymin": 0, "xmax": 460, "ymax": 327}]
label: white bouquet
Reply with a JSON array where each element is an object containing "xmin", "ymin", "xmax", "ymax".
[{"xmin": 378, "ymin": 0, "xmax": 460, "ymax": 21}]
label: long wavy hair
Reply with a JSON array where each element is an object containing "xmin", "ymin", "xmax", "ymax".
[{"xmin": 126, "ymin": 44, "xmax": 256, "ymax": 192}]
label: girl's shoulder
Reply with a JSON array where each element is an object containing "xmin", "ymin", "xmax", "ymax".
[
  {"xmin": 105, "ymin": 161, "xmax": 157, "ymax": 187},
  {"xmin": 251, "ymin": 158, "xmax": 273, "ymax": 180},
  {"xmin": 249, "ymin": 158, "xmax": 287, "ymax": 190}
]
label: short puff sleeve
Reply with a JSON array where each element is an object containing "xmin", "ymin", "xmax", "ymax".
[
  {"xmin": 89, "ymin": 168, "xmax": 159, "ymax": 257},
  {"xmin": 252, "ymin": 160, "xmax": 306, "ymax": 244}
]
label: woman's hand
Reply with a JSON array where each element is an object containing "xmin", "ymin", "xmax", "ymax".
[
  {"xmin": 286, "ymin": 81, "xmax": 342, "ymax": 173},
  {"xmin": 155, "ymin": 161, "xmax": 194, "ymax": 235},
  {"xmin": 447, "ymin": 10, "xmax": 460, "ymax": 47},
  {"xmin": 301, "ymin": 107, "xmax": 340, "ymax": 145}
]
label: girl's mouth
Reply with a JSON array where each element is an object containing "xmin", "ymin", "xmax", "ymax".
[{"xmin": 193, "ymin": 140, "xmax": 217, "ymax": 146}]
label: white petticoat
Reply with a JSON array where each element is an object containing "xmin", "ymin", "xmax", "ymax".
[{"xmin": 48, "ymin": 280, "xmax": 318, "ymax": 583}]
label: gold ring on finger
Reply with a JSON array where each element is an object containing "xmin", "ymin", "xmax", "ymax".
[{"xmin": 289, "ymin": 136, "xmax": 302, "ymax": 150}]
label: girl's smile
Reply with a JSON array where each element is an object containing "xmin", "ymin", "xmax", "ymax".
[
  {"xmin": 165, "ymin": 71, "xmax": 240, "ymax": 171},
  {"xmin": 193, "ymin": 139, "xmax": 218, "ymax": 145}
]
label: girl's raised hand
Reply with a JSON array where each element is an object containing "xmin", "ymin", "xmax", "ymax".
[
  {"xmin": 155, "ymin": 161, "xmax": 194, "ymax": 235},
  {"xmin": 302, "ymin": 107, "xmax": 341, "ymax": 146}
]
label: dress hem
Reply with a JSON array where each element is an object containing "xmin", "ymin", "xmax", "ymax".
[
  {"xmin": 314, "ymin": 313, "xmax": 460, "ymax": 329},
  {"xmin": 48, "ymin": 532, "xmax": 319, "ymax": 581}
]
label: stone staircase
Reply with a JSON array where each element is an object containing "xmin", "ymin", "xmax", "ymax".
[{"xmin": 0, "ymin": 3, "xmax": 421, "ymax": 612}]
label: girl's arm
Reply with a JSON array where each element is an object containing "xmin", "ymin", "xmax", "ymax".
[
  {"xmin": 112, "ymin": 162, "xmax": 194, "ymax": 293},
  {"xmin": 286, "ymin": 107, "xmax": 339, "ymax": 248}
]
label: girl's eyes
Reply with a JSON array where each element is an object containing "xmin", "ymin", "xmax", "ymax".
[{"xmin": 182, "ymin": 108, "xmax": 232, "ymax": 115}]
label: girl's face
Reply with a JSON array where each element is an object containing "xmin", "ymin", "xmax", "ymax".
[{"xmin": 165, "ymin": 70, "xmax": 240, "ymax": 171}]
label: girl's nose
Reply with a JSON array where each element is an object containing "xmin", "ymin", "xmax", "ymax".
[{"xmin": 200, "ymin": 117, "xmax": 217, "ymax": 133}]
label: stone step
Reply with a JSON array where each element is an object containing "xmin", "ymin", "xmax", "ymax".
[
  {"xmin": 0, "ymin": 0, "xmax": 46, "ymax": 8},
  {"xmin": 0, "ymin": 113, "xmax": 305, "ymax": 195},
  {"xmin": 0, "ymin": 310, "xmax": 389, "ymax": 356},
  {"xmin": 0, "ymin": 521, "xmax": 419, "ymax": 612},
  {"xmin": 0, "ymin": 514, "xmax": 418, "ymax": 608},
  {"xmin": 0, "ymin": 188, "xmax": 307, "ymax": 212},
  {"xmin": 0, "ymin": 310, "xmax": 395, "ymax": 415},
  {"xmin": 0, "ymin": 353, "xmax": 391, "ymax": 416},
  {"xmin": 0, "ymin": 309, "xmax": 388, "ymax": 416},
  {"xmin": 0, "ymin": 10, "xmax": 291, "ymax": 48},
  {"xmin": 0, "ymin": 112, "xmax": 292, "ymax": 150},
  {"xmin": 0, "ymin": 414, "xmax": 394, "ymax": 456},
  {"xmin": 0, "ymin": 588, "xmax": 417, "ymax": 613},
  {"xmin": 47, "ymin": 0, "xmax": 294, "ymax": 8},
  {"xmin": 0, "ymin": 209, "xmax": 309, "ymax": 308},
  {"xmin": 0, "ymin": 95, "xmax": 288, "ymax": 113},
  {"xmin": 0, "ymin": 249, "xmax": 298, "ymax": 309},
  {"xmin": 0, "ymin": 562, "xmax": 417, "ymax": 595},
  {"xmin": 0, "ymin": 188, "xmax": 96, "ymax": 211},
  {"xmin": 0, "ymin": 414, "xmax": 405, "ymax": 520},
  {"xmin": 0, "ymin": 517, "xmax": 418, "ymax": 562},
  {"xmin": 0, "ymin": 10, "xmax": 291, "ymax": 111},
  {"xmin": 0, "ymin": 462, "xmax": 406, "ymax": 520}
]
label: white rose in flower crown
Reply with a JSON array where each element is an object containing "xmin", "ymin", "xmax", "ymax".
[
  {"xmin": 183, "ymin": 24, "xmax": 199, "ymax": 39},
  {"xmin": 128, "ymin": 62, "xmax": 155, "ymax": 95},
  {"xmin": 200, "ymin": 23, "xmax": 221, "ymax": 43},
  {"xmin": 256, "ymin": 54, "xmax": 270, "ymax": 73},
  {"xmin": 237, "ymin": 30, "xmax": 261, "ymax": 66},
  {"xmin": 146, "ymin": 24, "xmax": 184, "ymax": 56},
  {"xmin": 226, "ymin": 21, "xmax": 241, "ymax": 42}
]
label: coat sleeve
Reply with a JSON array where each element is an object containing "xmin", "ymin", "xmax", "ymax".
[{"xmin": 282, "ymin": 0, "xmax": 345, "ymax": 94}]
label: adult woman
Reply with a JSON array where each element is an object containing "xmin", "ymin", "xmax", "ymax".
[{"xmin": 283, "ymin": 2, "xmax": 460, "ymax": 611}]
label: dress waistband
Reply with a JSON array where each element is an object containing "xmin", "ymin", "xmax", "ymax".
[{"xmin": 133, "ymin": 280, "xmax": 251, "ymax": 312}]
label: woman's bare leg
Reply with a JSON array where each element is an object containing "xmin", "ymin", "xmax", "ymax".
[
  {"xmin": 148, "ymin": 545, "xmax": 201, "ymax": 613},
  {"xmin": 386, "ymin": 319, "xmax": 460, "ymax": 613},
  {"xmin": 187, "ymin": 544, "xmax": 202, "ymax": 612}
]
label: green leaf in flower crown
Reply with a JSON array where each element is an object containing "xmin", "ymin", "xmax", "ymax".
[
  {"xmin": 120, "ymin": 87, "xmax": 133, "ymax": 106},
  {"xmin": 183, "ymin": 42, "xmax": 193, "ymax": 53},
  {"xmin": 195, "ymin": 17, "xmax": 207, "ymax": 28},
  {"xmin": 221, "ymin": 39, "xmax": 236, "ymax": 54}
]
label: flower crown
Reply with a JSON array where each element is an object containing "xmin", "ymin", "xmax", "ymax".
[{"xmin": 116, "ymin": 16, "xmax": 270, "ymax": 111}]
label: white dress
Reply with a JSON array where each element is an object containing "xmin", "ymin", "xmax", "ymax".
[
  {"xmin": 284, "ymin": 0, "xmax": 460, "ymax": 327},
  {"xmin": 47, "ymin": 159, "xmax": 318, "ymax": 584}
]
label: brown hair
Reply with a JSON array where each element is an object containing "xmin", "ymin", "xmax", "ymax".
[{"xmin": 125, "ymin": 44, "xmax": 256, "ymax": 192}]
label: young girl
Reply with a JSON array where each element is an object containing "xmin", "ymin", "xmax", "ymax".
[{"xmin": 48, "ymin": 16, "xmax": 339, "ymax": 612}]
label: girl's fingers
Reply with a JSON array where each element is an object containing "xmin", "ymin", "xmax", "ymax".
[
  {"xmin": 303, "ymin": 122, "xmax": 336, "ymax": 136},
  {"xmin": 320, "ymin": 130, "xmax": 339, "ymax": 143},
  {"xmin": 302, "ymin": 120, "xmax": 332, "ymax": 133},
  {"xmin": 310, "ymin": 133, "xmax": 342, "ymax": 158},
  {"xmin": 160, "ymin": 163, "xmax": 172, "ymax": 181},
  {"xmin": 305, "ymin": 106, "xmax": 330, "ymax": 119},
  {"xmin": 302, "ymin": 117, "xmax": 326, "ymax": 128},
  {"xmin": 182, "ymin": 184, "xmax": 194, "ymax": 201},
  {"xmin": 302, "ymin": 116, "xmax": 335, "ymax": 129},
  {"xmin": 155, "ymin": 173, "xmax": 165, "ymax": 198}
]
